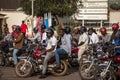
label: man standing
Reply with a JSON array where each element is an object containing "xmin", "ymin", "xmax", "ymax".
[{"xmin": 21, "ymin": 20, "xmax": 28, "ymax": 37}]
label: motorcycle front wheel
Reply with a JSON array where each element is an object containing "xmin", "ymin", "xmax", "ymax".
[
  {"xmin": 79, "ymin": 63, "xmax": 96, "ymax": 80},
  {"xmin": 97, "ymin": 67, "xmax": 116, "ymax": 80},
  {"xmin": 15, "ymin": 60, "xmax": 32, "ymax": 78}
]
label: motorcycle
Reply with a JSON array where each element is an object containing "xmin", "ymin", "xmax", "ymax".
[
  {"xmin": 78, "ymin": 43, "xmax": 116, "ymax": 80},
  {"xmin": 79, "ymin": 44, "xmax": 97, "ymax": 80},
  {"xmin": 100, "ymin": 45, "xmax": 120, "ymax": 80},
  {"xmin": 0, "ymin": 40, "xmax": 31, "ymax": 66},
  {"xmin": 68, "ymin": 47, "xmax": 79, "ymax": 67},
  {"xmin": 96, "ymin": 43, "xmax": 116, "ymax": 80},
  {"xmin": 15, "ymin": 44, "xmax": 68, "ymax": 78}
]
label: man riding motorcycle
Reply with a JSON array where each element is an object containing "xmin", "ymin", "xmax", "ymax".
[
  {"xmin": 11, "ymin": 26, "xmax": 24, "ymax": 65},
  {"xmin": 88, "ymin": 28, "xmax": 99, "ymax": 44},
  {"xmin": 28, "ymin": 27, "xmax": 41, "ymax": 43},
  {"xmin": 39, "ymin": 28, "xmax": 57, "ymax": 78},
  {"xmin": 99, "ymin": 27, "xmax": 111, "ymax": 43},
  {"xmin": 78, "ymin": 26, "xmax": 89, "ymax": 61},
  {"xmin": 111, "ymin": 23, "xmax": 120, "ymax": 54},
  {"xmin": 54, "ymin": 27, "xmax": 72, "ymax": 69}
]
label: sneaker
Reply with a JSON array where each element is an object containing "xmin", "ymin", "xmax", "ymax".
[{"xmin": 39, "ymin": 74, "xmax": 46, "ymax": 79}]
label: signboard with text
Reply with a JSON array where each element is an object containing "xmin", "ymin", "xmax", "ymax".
[{"xmin": 75, "ymin": 0, "xmax": 108, "ymax": 20}]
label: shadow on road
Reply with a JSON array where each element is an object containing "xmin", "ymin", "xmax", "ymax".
[
  {"xmin": 0, "ymin": 69, "xmax": 3, "ymax": 79},
  {"xmin": 66, "ymin": 66, "xmax": 79, "ymax": 75}
]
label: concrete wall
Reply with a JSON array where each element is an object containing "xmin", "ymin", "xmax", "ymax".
[
  {"xmin": 110, "ymin": 11, "xmax": 120, "ymax": 24},
  {"xmin": 0, "ymin": 11, "xmax": 28, "ymax": 32}
]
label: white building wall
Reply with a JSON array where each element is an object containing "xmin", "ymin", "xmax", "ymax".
[
  {"xmin": 110, "ymin": 11, "xmax": 120, "ymax": 24},
  {"xmin": 0, "ymin": 11, "xmax": 28, "ymax": 32}
]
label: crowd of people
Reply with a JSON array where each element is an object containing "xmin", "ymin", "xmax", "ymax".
[{"xmin": 0, "ymin": 20, "xmax": 120, "ymax": 79}]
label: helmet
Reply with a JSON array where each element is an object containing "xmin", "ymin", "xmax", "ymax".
[
  {"xmin": 64, "ymin": 26, "xmax": 71, "ymax": 34},
  {"xmin": 112, "ymin": 23, "xmax": 119, "ymax": 31},
  {"xmin": 15, "ymin": 26, "xmax": 21, "ymax": 31},
  {"xmin": 41, "ymin": 25, "xmax": 46, "ymax": 30},
  {"xmin": 80, "ymin": 26, "xmax": 87, "ymax": 32},
  {"xmin": 45, "ymin": 28, "xmax": 54, "ymax": 36},
  {"xmin": 100, "ymin": 27, "xmax": 106, "ymax": 32},
  {"xmin": 33, "ymin": 27, "xmax": 38, "ymax": 33}
]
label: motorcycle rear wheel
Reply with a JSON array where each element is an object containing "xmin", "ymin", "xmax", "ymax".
[
  {"xmin": 15, "ymin": 60, "xmax": 32, "ymax": 78},
  {"xmin": 51, "ymin": 60, "xmax": 68, "ymax": 76}
]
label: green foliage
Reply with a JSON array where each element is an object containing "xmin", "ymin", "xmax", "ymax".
[
  {"xmin": 110, "ymin": 2, "xmax": 120, "ymax": 10},
  {"xmin": 20, "ymin": 0, "xmax": 78, "ymax": 17}
]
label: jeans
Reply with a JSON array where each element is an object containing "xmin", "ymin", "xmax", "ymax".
[
  {"xmin": 54, "ymin": 48, "xmax": 67, "ymax": 65},
  {"xmin": 13, "ymin": 49, "xmax": 19, "ymax": 65}
]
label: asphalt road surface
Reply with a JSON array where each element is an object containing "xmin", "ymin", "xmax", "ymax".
[{"xmin": 0, "ymin": 66, "xmax": 81, "ymax": 80}]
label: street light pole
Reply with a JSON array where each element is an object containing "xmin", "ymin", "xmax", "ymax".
[
  {"xmin": 31, "ymin": 0, "xmax": 35, "ymax": 18},
  {"xmin": 30, "ymin": 0, "xmax": 35, "ymax": 32},
  {"xmin": 79, "ymin": 1, "xmax": 84, "ymax": 26}
]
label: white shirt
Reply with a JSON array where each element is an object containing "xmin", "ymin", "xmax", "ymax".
[
  {"xmin": 78, "ymin": 32, "xmax": 89, "ymax": 49},
  {"xmin": 41, "ymin": 32, "xmax": 47, "ymax": 43},
  {"xmin": 89, "ymin": 33, "xmax": 99, "ymax": 44},
  {"xmin": 60, "ymin": 34, "xmax": 72, "ymax": 54},
  {"xmin": 100, "ymin": 34, "xmax": 111, "ymax": 43},
  {"xmin": 4, "ymin": 33, "xmax": 12, "ymax": 41},
  {"xmin": 28, "ymin": 32, "xmax": 41, "ymax": 42},
  {"xmin": 46, "ymin": 36, "xmax": 57, "ymax": 51}
]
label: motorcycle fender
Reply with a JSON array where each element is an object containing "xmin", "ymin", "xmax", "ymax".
[
  {"xmin": 18, "ymin": 56, "xmax": 27, "ymax": 60},
  {"xmin": 83, "ymin": 60, "xmax": 92, "ymax": 64},
  {"xmin": 98, "ymin": 63, "xmax": 108, "ymax": 67}
]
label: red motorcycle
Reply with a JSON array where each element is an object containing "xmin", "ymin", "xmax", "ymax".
[
  {"xmin": 96, "ymin": 44, "xmax": 120, "ymax": 80},
  {"xmin": 15, "ymin": 46, "xmax": 68, "ymax": 78},
  {"xmin": 112, "ymin": 46, "xmax": 120, "ymax": 79},
  {"xmin": 68, "ymin": 47, "xmax": 79, "ymax": 67}
]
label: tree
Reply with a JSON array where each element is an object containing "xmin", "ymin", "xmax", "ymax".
[
  {"xmin": 20, "ymin": 0, "xmax": 78, "ymax": 17},
  {"xmin": 110, "ymin": 2, "xmax": 120, "ymax": 10}
]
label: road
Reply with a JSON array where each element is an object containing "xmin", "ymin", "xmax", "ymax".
[{"xmin": 0, "ymin": 66, "xmax": 81, "ymax": 80}]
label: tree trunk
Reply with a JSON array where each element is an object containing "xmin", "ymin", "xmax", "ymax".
[{"xmin": 55, "ymin": 15, "xmax": 64, "ymax": 29}]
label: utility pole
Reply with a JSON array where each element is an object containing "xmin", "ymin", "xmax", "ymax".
[{"xmin": 30, "ymin": 0, "xmax": 35, "ymax": 32}]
